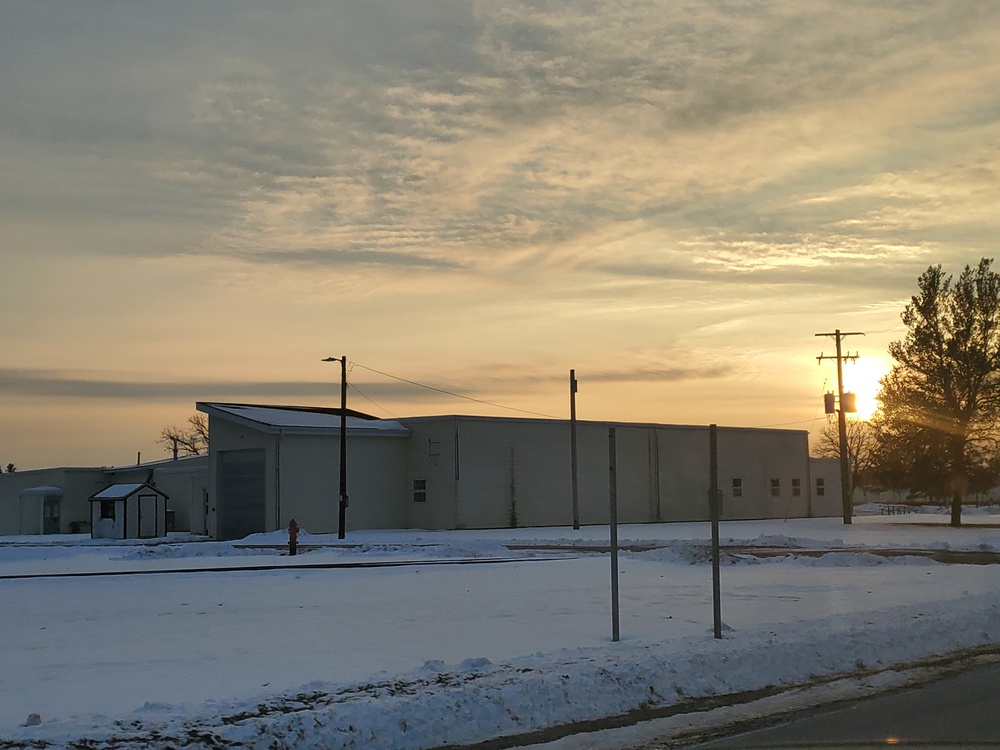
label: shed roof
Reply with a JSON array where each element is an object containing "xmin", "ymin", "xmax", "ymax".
[
  {"xmin": 90, "ymin": 483, "xmax": 168, "ymax": 501},
  {"xmin": 197, "ymin": 402, "xmax": 410, "ymax": 437}
]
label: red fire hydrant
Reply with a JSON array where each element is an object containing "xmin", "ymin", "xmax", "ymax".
[{"xmin": 288, "ymin": 518, "xmax": 299, "ymax": 556}]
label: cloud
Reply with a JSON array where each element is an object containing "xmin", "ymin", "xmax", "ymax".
[
  {"xmin": 6, "ymin": 0, "xmax": 999, "ymax": 286},
  {"xmin": 0, "ymin": 358, "xmax": 734, "ymax": 405},
  {"xmin": 239, "ymin": 248, "xmax": 466, "ymax": 270},
  {"xmin": 0, "ymin": 369, "xmax": 334, "ymax": 401},
  {"xmin": 162, "ymin": 1, "xmax": 998, "ymax": 289},
  {"xmin": 5, "ymin": 1, "xmax": 1000, "ymax": 468}
]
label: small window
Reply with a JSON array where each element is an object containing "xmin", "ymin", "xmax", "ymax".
[
  {"xmin": 816, "ymin": 477, "xmax": 826, "ymax": 496},
  {"xmin": 770, "ymin": 478, "xmax": 780, "ymax": 497},
  {"xmin": 732, "ymin": 478, "xmax": 743, "ymax": 498},
  {"xmin": 100, "ymin": 500, "xmax": 115, "ymax": 520},
  {"xmin": 412, "ymin": 479, "xmax": 427, "ymax": 503},
  {"xmin": 792, "ymin": 478, "xmax": 801, "ymax": 497}
]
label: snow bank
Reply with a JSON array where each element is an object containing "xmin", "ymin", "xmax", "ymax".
[
  {"xmin": 11, "ymin": 595, "xmax": 999, "ymax": 749},
  {"xmin": 3, "ymin": 515, "xmax": 1000, "ymax": 749}
]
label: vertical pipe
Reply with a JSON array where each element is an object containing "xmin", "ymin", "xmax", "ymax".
[
  {"xmin": 609, "ymin": 427, "xmax": 620, "ymax": 643},
  {"xmin": 710, "ymin": 424, "xmax": 722, "ymax": 639},
  {"xmin": 570, "ymin": 369, "xmax": 580, "ymax": 530}
]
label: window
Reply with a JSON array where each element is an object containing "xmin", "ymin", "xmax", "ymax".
[
  {"xmin": 412, "ymin": 479, "xmax": 427, "ymax": 503},
  {"xmin": 816, "ymin": 477, "xmax": 826, "ymax": 496},
  {"xmin": 792, "ymin": 478, "xmax": 801, "ymax": 497},
  {"xmin": 770, "ymin": 478, "xmax": 780, "ymax": 497},
  {"xmin": 732, "ymin": 478, "xmax": 743, "ymax": 498},
  {"xmin": 100, "ymin": 500, "xmax": 115, "ymax": 520}
]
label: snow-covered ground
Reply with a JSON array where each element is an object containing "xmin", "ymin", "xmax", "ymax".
[{"xmin": 2, "ymin": 507, "xmax": 1000, "ymax": 749}]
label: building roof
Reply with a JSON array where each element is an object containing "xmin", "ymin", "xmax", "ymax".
[
  {"xmin": 196, "ymin": 402, "xmax": 410, "ymax": 437},
  {"xmin": 90, "ymin": 483, "xmax": 168, "ymax": 501},
  {"xmin": 395, "ymin": 414, "xmax": 808, "ymax": 436}
]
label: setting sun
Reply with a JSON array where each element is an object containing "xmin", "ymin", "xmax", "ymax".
[{"xmin": 842, "ymin": 356, "xmax": 893, "ymax": 421}]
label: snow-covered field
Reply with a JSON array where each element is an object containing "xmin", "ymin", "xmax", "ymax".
[{"xmin": 3, "ymin": 507, "xmax": 1000, "ymax": 749}]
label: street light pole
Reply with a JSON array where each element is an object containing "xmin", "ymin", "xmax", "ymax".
[{"xmin": 322, "ymin": 355, "xmax": 349, "ymax": 539}]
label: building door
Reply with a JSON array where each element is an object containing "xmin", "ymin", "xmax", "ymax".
[
  {"xmin": 217, "ymin": 448, "xmax": 266, "ymax": 540},
  {"xmin": 42, "ymin": 497, "xmax": 60, "ymax": 534},
  {"xmin": 138, "ymin": 494, "xmax": 158, "ymax": 537}
]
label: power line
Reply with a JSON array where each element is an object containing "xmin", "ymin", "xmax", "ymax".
[
  {"xmin": 862, "ymin": 326, "xmax": 905, "ymax": 335},
  {"xmin": 348, "ymin": 381, "xmax": 397, "ymax": 418},
  {"xmin": 751, "ymin": 416, "xmax": 829, "ymax": 429},
  {"xmin": 350, "ymin": 361, "xmax": 560, "ymax": 419}
]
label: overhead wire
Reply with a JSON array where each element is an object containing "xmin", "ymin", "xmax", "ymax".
[
  {"xmin": 349, "ymin": 360, "xmax": 560, "ymax": 419},
  {"xmin": 348, "ymin": 381, "xmax": 397, "ymax": 418},
  {"xmin": 347, "ymin": 360, "xmax": 855, "ymax": 427},
  {"xmin": 751, "ymin": 416, "xmax": 829, "ymax": 428}
]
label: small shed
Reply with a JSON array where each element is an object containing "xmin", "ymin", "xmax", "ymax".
[{"xmin": 89, "ymin": 483, "xmax": 168, "ymax": 540}]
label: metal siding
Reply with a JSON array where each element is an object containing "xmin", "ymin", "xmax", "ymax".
[{"xmin": 217, "ymin": 449, "xmax": 267, "ymax": 540}]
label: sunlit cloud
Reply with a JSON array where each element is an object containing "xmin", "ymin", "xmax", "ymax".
[
  {"xmin": 174, "ymin": 0, "xmax": 1000, "ymax": 281},
  {"xmin": 4, "ymin": 0, "xmax": 1000, "ymax": 466}
]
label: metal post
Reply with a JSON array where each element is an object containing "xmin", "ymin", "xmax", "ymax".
[
  {"xmin": 339, "ymin": 355, "xmax": 348, "ymax": 539},
  {"xmin": 609, "ymin": 427, "xmax": 620, "ymax": 643},
  {"xmin": 709, "ymin": 424, "xmax": 722, "ymax": 639},
  {"xmin": 570, "ymin": 369, "xmax": 580, "ymax": 530}
]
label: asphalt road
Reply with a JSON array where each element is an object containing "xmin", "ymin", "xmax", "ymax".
[{"xmin": 691, "ymin": 660, "xmax": 1000, "ymax": 748}]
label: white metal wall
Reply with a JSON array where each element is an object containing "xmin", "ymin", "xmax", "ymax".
[{"xmin": 401, "ymin": 417, "xmax": 815, "ymax": 529}]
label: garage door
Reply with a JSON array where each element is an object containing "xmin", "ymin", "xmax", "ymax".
[{"xmin": 217, "ymin": 448, "xmax": 266, "ymax": 540}]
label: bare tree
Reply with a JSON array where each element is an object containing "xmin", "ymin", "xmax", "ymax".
[
  {"xmin": 814, "ymin": 419, "xmax": 877, "ymax": 491},
  {"xmin": 158, "ymin": 413, "xmax": 209, "ymax": 457}
]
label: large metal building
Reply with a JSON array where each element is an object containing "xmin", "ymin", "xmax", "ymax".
[{"xmin": 198, "ymin": 402, "xmax": 842, "ymax": 539}]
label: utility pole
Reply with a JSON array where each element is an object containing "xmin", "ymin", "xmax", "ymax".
[
  {"xmin": 570, "ymin": 369, "xmax": 580, "ymax": 530},
  {"xmin": 322, "ymin": 355, "xmax": 350, "ymax": 539},
  {"xmin": 815, "ymin": 330, "xmax": 863, "ymax": 525}
]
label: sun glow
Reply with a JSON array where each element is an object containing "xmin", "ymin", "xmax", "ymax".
[{"xmin": 841, "ymin": 356, "xmax": 892, "ymax": 421}]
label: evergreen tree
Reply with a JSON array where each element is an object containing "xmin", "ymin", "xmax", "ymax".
[{"xmin": 876, "ymin": 258, "xmax": 1000, "ymax": 525}]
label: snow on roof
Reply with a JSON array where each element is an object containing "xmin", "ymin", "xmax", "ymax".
[
  {"xmin": 198, "ymin": 403, "xmax": 409, "ymax": 436},
  {"xmin": 90, "ymin": 483, "xmax": 164, "ymax": 500}
]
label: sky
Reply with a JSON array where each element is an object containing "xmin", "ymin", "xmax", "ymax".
[{"xmin": 3, "ymin": 1, "xmax": 1000, "ymax": 469}]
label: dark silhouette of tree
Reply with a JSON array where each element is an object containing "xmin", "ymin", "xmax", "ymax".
[
  {"xmin": 158, "ymin": 413, "xmax": 209, "ymax": 457},
  {"xmin": 814, "ymin": 419, "xmax": 877, "ymax": 492},
  {"xmin": 871, "ymin": 397, "xmax": 953, "ymax": 498},
  {"xmin": 4, "ymin": 463, "xmax": 14, "ymax": 473},
  {"xmin": 876, "ymin": 258, "xmax": 1000, "ymax": 525}
]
